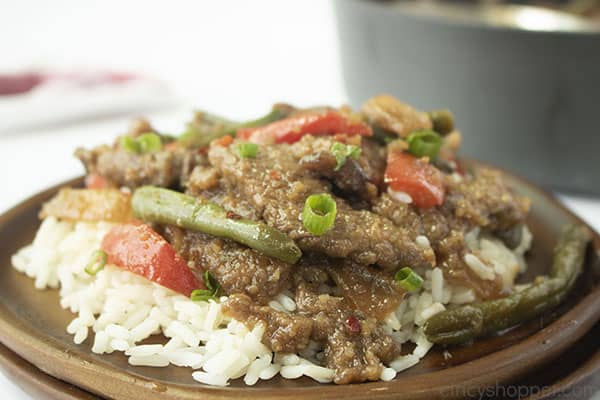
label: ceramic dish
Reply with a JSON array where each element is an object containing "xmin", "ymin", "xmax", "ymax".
[
  {"xmin": 0, "ymin": 326, "xmax": 597, "ymax": 400},
  {"xmin": 0, "ymin": 162, "xmax": 598, "ymax": 400}
]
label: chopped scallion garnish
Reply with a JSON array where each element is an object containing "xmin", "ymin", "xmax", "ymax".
[
  {"xmin": 137, "ymin": 132, "xmax": 163, "ymax": 153},
  {"xmin": 85, "ymin": 250, "xmax": 107, "ymax": 276},
  {"xmin": 191, "ymin": 271, "xmax": 222, "ymax": 302},
  {"xmin": 302, "ymin": 193, "xmax": 337, "ymax": 236},
  {"xmin": 330, "ymin": 142, "xmax": 362, "ymax": 171},
  {"xmin": 394, "ymin": 267, "xmax": 424, "ymax": 291},
  {"xmin": 237, "ymin": 142, "xmax": 259, "ymax": 158},
  {"xmin": 406, "ymin": 130, "xmax": 442, "ymax": 159},
  {"xmin": 190, "ymin": 289, "xmax": 214, "ymax": 302},
  {"xmin": 121, "ymin": 135, "xmax": 141, "ymax": 153},
  {"xmin": 203, "ymin": 270, "xmax": 221, "ymax": 294},
  {"xmin": 121, "ymin": 132, "xmax": 163, "ymax": 154}
]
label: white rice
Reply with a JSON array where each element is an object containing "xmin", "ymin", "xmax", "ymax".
[
  {"xmin": 415, "ymin": 235, "xmax": 431, "ymax": 249},
  {"xmin": 464, "ymin": 253, "xmax": 496, "ymax": 280},
  {"xmin": 431, "ymin": 267, "xmax": 444, "ymax": 303},
  {"xmin": 11, "ymin": 217, "xmax": 531, "ymax": 386},
  {"xmin": 464, "ymin": 226, "xmax": 532, "ymax": 288},
  {"xmin": 450, "ymin": 286, "xmax": 477, "ymax": 304},
  {"xmin": 387, "ymin": 188, "xmax": 413, "ymax": 204}
]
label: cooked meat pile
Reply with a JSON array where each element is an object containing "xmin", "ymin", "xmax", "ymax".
[{"xmin": 74, "ymin": 97, "xmax": 530, "ymax": 384}]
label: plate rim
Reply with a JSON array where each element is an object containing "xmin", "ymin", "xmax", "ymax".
[
  {"xmin": 0, "ymin": 341, "xmax": 99, "ymax": 400},
  {"xmin": 0, "ymin": 327, "xmax": 598, "ymax": 400}
]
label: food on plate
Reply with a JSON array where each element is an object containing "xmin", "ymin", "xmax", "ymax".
[{"xmin": 11, "ymin": 94, "xmax": 590, "ymax": 386}]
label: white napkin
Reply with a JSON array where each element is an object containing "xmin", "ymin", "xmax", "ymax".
[{"xmin": 0, "ymin": 70, "xmax": 180, "ymax": 134}]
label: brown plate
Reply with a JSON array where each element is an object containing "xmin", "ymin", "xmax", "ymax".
[
  {"xmin": 0, "ymin": 325, "xmax": 598, "ymax": 400},
  {"xmin": 0, "ymin": 163, "xmax": 599, "ymax": 400},
  {"xmin": 0, "ymin": 324, "xmax": 598, "ymax": 400},
  {"xmin": 0, "ymin": 342, "xmax": 97, "ymax": 400}
]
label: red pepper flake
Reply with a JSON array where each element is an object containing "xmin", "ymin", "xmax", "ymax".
[
  {"xmin": 269, "ymin": 170, "xmax": 281, "ymax": 180},
  {"xmin": 214, "ymin": 135, "xmax": 234, "ymax": 147},
  {"xmin": 346, "ymin": 315, "xmax": 361, "ymax": 334},
  {"xmin": 226, "ymin": 211, "xmax": 242, "ymax": 220}
]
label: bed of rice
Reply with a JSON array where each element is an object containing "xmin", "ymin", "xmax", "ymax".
[{"xmin": 11, "ymin": 217, "xmax": 531, "ymax": 386}]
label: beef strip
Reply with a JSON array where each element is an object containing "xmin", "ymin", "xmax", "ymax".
[
  {"xmin": 187, "ymin": 178, "xmax": 262, "ymax": 221},
  {"xmin": 186, "ymin": 166, "xmax": 220, "ymax": 193},
  {"xmin": 361, "ymin": 95, "xmax": 432, "ymax": 138},
  {"xmin": 163, "ymin": 226, "xmax": 292, "ymax": 304},
  {"xmin": 222, "ymin": 275, "xmax": 402, "ymax": 384},
  {"xmin": 300, "ymin": 152, "xmax": 378, "ymax": 205},
  {"xmin": 360, "ymin": 138, "xmax": 388, "ymax": 187},
  {"xmin": 223, "ymin": 293, "xmax": 313, "ymax": 353},
  {"xmin": 75, "ymin": 145, "xmax": 207, "ymax": 189},
  {"xmin": 294, "ymin": 283, "xmax": 400, "ymax": 384},
  {"xmin": 326, "ymin": 261, "xmax": 404, "ymax": 320},
  {"xmin": 208, "ymin": 135, "xmax": 435, "ymax": 270},
  {"xmin": 444, "ymin": 168, "xmax": 530, "ymax": 232},
  {"xmin": 298, "ymin": 137, "xmax": 386, "ymax": 206}
]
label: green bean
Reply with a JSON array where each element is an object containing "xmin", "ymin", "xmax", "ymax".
[
  {"xmin": 131, "ymin": 186, "xmax": 302, "ymax": 264},
  {"xmin": 428, "ymin": 109, "xmax": 454, "ymax": 136},
  {"xmin": 424, "ymin": 224, "xmax": 590, "ymax": 345},
  {"xmin": 178, "ymin": 105, "xmax": 292, "ymax": 148}
]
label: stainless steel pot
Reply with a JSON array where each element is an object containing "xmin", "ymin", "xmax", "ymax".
[{"xmin": 335, "ymin": 0, "xmax": 600, "ymax": 194}]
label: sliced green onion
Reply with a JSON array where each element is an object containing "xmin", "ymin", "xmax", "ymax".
[
  {"xmin": 302, "ymin": 193, "xmax": 337, "ymax": 236},
  {"xmin": 406, "ymin": 130, "xmax": 442, "ymax": 159},
  {"xmin": 394, "ymin": 267, "xmax": 424, "ymax": 291},
  {"xmin": 137, "ymin": 132, "xmax": 163, "ymax": 153},
  {"xmin": 330, "ymin": 142, "xmax": 362, "ymax": 171},
  {"xmin": 203, "ymin": 270, "xmax": 221, "ymax": 295},
  {"xmin": 121, "ymin": 133, "xmax": 163, "ymax": 154},
  {"xmin": 85, "ymin": 250, "xmax": 107, "ymax": 276},
  {"xmin": 121, "ymin": 135, "xmax": 141, "ymax": 153},
  {"xmin": 190, "ymin": 289, "xmax": 215, "ymax": 302},
  {"xmin": 191, "ymin": 271, "xmax": 222, "ymax": 302},
  {"xmin": 237, "ymin": 142, "xmax": 259, "ymax": 158}
]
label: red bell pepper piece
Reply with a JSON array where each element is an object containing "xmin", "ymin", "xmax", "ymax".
[
  {"xmin": 85, "ymin": 173, "xmax": 109, "ymax": 189},
  {"xmin": 213, "ymin": 134, "xmax": 234, "ymax": 147},
  {"xmin": 384, "ymin": 151, "xmax": 445, "ymax": 208},
  {"xmin": 101, "ymin": 223, "xmax": 203, "ymax": 296},
  {"xmin": 236, "ymin": 111, "xmax": 372, "ymax": 144}
]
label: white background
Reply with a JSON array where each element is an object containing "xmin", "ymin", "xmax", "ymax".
[{"xmin": 1, "ymin": 1, "xmax": 598, "ymax": 398}]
